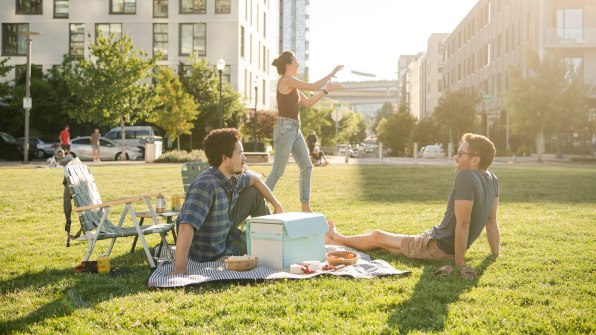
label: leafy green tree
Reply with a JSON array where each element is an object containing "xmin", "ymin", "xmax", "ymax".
[
  {"xmin": 149, "ymin": 66, "xmax": 198, "ymax": 150},
  {"xmin": 372, "ymin": 102, "xmax": 396, "ymax": 132},
  {"xmin": 0, "ymin": 58, "xmax": 11, "ymax": 103},
  {"xmin": 376, "ymin": 105, "xmax": 416, "ymax": 156},
  {"xmin": 410, "ymin": 116, "xmax": 442, "ymax": 149},
  {"xmin": 505, "ymin": 50, "xmax": 588, "ymax": 159},
  {"xmin": 63, "ymin": 33, "xmax": 158, "ymax": 156},
  {"xmin": 300, "ymin": 101, "xmax": 334, "ymax": 146},
  {"xmin": 179, "ymin": 54, "xmax": 245, "ymax": 149},
  {"xmin": 432, "ymin": 89, "xmax": 479, "ymax": 147}
]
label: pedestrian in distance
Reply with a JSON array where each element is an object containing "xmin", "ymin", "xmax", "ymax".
[
  {"xmin": 170, "ymin": 128, "xmax": 283, "ymax": 275},
  {"xmin": 306, "ymin": 131, "xmax": 318, "ymax": 154},
  {"xmin": 91, "ymin": 128, "xmax": 101, "ymax": 162},
  {"xmin": 59, "ymin": 124, "xmax": 71, "ymax": 154},
  {"xmin": 265, "ymin": 50, "xmax": 344, "ymax": 212},
  {"xmin": 310, "ymin": 146, "xmax": 329, "ymax": 167},
  {"xmin": 326, "ymin": 133, "xmax": 500, "ymax": 280}
]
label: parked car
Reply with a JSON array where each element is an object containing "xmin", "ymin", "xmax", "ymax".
[
  {"xmin": 104, "ymin": 126, "xmax": 162, "ymax": 158},
  {"xmin": 336, "ymin": 144, "xmax": 355, "ymax": 158},
  {"xmin": 419, "ymin": 145, "xmax": 445, "ymax": 159},
  {"xmin": 70, "ymin": 136, "xmax": 142, "ymax": 161},
  {"xmin": 0, "ymin": 132, "xmax": 24, "ymax": 161},
  {"xmin": 18, "ymin": 137, "xmax": 59, "ymax": 159}
]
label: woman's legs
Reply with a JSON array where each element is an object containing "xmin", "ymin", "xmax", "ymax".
[
  {"xmin": 265, "ymin": 121, "xmax": 296, "ymax": 192},
  {"xmin": 291, "ymin": 131, "xmax": 313, "ymax": 211}
]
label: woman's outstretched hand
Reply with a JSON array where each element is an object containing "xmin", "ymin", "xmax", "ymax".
[
  {"xmin": 325, "ymin": 82, "xmax": 344, "ymax": 92},
  {"xmin": 331, "ymin": 65, "xmax": 344, "ymax": 77}
]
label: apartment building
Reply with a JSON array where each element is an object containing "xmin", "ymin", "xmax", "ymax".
[
  {"xmin": 280, "ymin": 0, "xmax": 309, "ymax": 79},
  {"xmin": 420, "ymin": 33, "xmax": 449, "ymax": 119},
  {"xmin": 441, "ymin": 0, "xmax": 596, "ymax": 136},
  {"xmin": 0, "ymin": 0, "xmax": 281, "ymax": 111}
]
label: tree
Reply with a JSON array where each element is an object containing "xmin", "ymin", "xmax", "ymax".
[
  {"xmin": 410, "ymin": 117, "xmax": 442, "ymax": 149},
  {"xmin": 179, "ymin": 54, "xmax": 246, "ymax": 149},
  {"xmin": 300, "ymin": 101, "xmax": 334, "ymax": 146},
  {"xmin": 148, "ymin": 66, "xmax": 198, "ymax": 150},
  {"xmin": 241, "ymin": 111, "xmax": 277, "ymax": 146},
  {"xmin": 376, "ymin": 105, "xmax": 416, "ymax": 156},
  {"xmin": 63, "ymin": 33, "xmax": 158, "ymax": 157},
  {"xmin": 432, "ymin": 89, "xmax": 479, "ymax": 147},
  {"xmin": 372, "ymin": 102, "xmax": 396, "ymax": 132},
  {"xmin": 505, "ymin": 50, "xmax": 588, "ymax": 159}
]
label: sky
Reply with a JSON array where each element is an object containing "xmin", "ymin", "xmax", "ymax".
[{"xmin": 308, "ymin": 0, "xmax": 479, "ymax": 82}]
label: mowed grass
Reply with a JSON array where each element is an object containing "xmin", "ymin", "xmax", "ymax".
[{"xmin": 0, "ymin": 163, "xmax": 594, "ymax": 334}]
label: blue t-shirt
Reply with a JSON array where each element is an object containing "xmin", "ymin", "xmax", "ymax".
[
  {"xmin": 430, "ymin": 169, "xmax": 499, "ymax": 255},
  {"xmin": 177, "ymin": 167, "xmax": 250, "ymax": 262}
]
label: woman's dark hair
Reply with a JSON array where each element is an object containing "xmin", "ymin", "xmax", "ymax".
[
  {"xmin": 462, "ymin": 133, "xmax": 495, "ymax": 170},
  {"xmin": 203, "ymin": 128, "xmax": 243, "ymax": 167},
  {"xmin": 271, "ymin": 51, "xmax": 295, "ymax": 75}
]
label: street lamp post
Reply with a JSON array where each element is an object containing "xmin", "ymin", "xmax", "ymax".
[
  {"xmin": 216, "ymin": 58, "xmax": 225, "ymax": 128},
  {"xmin": 252, "ymin": 78, "xmax": 258, "ymax": 151},
  {"xmin": 21, "ymin": 31, "xmax": 40, "ymax": 164}
]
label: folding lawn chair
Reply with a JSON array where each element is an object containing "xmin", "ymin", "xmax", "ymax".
[
  {"xmin": 181, "ymin": 161, "xmax": 209, "ymax": 193},
  {"xmin": 64, "ymin": 164, "xmax": 174, "ymax": 268}
]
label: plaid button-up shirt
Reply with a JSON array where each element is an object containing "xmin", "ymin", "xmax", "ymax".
[{"xmin": 177, "ymin": 167, "xmax": 250, "ymax": 262}]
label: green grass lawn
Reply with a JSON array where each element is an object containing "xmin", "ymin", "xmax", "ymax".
[{"xmin": 0, "ymin": 163, "xmax": 594, "ymax": 334}]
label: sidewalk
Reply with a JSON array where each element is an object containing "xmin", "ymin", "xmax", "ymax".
[{"xmin": 1, "ymin": 153, "xmax": 594, "ymax": 169}]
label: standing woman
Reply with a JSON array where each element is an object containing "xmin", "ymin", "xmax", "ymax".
[{"xmin": 266, "ymin": 51, "xmax": 344, "ymax": 212}]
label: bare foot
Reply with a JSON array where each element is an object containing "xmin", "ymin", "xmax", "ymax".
[{"xmin": 325, "ymin": 219, "xmax": 338, "ymax": 244}]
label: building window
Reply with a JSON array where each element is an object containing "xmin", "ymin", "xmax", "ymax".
[
  {"xmin": 179, "ymin": 23, "xmax": 206, "ymax": 56},
  {"xmin": 240, "ymin": 26, "xmax": 245, "ymax": 58},
  {"xmin": 180, "ymin": 0, "xmax": 206, "ymax": 14},
  {"xmin": 96, "ymin": 23, "xmax": 122, "ymax": 40},
  {"xmin": 223, "ymin": 64, "xmax": 231, "ymax": 83},
  {"xmin": 556, "ymin": 8, "xmax": 583, "ymax": 42},
  {"xmin": 110, "ymin": 0, "xmax": 136, "ymax": 14},
  {"xmin": 153, "ymin": 0, "xmax": 168, "ymax": 17},
  {"xmin": 564, "ymin": 57, "xmax": 583, "ymax": 82},
  {"xmin": 215, "ymin": 0, "xmax": 231, "ymax": 14},
  {"xmin": 16, "ymin": 0, "xmax": 43, "ymax": 14},
  {"xmin": 54, "ymin": 0, "xmax": 69, "ymax": 18},
  {"xmin": 153, "ymin": 23, "xmax": 168, "ymax": 60},
  {"xmin": 69, "ymin": 23, "xmax": 84, "ymax": 56},
  {"xmin": 2, "ymin": 23, "xmax": 29, "ymax": 56},
  {"xmin": 15, "ymin": 64, "xmax": 42, "ymax": 84}
]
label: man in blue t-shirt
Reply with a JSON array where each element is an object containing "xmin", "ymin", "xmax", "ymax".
[
  {"xmin": 172, "ymin": 128, "xmax": 283, "ymax": 275},
  {"xmin": 326, "ymin": 133, "xmax": 500, "ymax": 279}
]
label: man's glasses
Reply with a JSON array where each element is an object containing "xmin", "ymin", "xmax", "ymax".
[{"xmin": 457, "ymin": 150, "xmax": 476, "ymax": 158}]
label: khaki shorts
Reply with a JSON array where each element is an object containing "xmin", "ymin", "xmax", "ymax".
[{"xmin": 401, "ymin": 232, "xmax": 453, "ymax": 260}]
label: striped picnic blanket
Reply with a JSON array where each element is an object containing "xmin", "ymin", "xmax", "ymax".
[{"xmin": 148, "ymin": 246, "xmax": 410, "ymax": 288}]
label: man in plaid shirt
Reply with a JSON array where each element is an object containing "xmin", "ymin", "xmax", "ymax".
[{"xmin": 172, "ymin": 128, "xmax": 284, "ymax": 274}]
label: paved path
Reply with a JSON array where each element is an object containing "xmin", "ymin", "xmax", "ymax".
[{"xmin": 1, "ymin": 154, "xmax": 594, "ymax": 169}]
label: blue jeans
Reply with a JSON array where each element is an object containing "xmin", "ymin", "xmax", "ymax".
[{"xmin": 266, "ymin": 118, "xmax": 313, "ymax": 203}]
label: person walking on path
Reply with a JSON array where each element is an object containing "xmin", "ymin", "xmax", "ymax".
[
  {"xmin": 90, "ymin": 128, "xmax": 101, "ymax": 162},
  {"xmin": 171, "ymin": 128, "xmax": 284, "ymax": 275},
  {"xmin": 326, "ymin": 133, "xmax": 500, "ymax": 279},
  {"xmin": 306, "ymin": 131, "xmax": 318, "ymax": 154},
  {"xmin": 265, "ymin": 50, "xmax": 344, "ymax": 212},
  {"xmin": 59, "ymin": 125, "xmax": 71, "ymax": 154}
]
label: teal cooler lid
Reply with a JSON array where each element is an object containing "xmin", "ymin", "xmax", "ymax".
[{"xmin": 248, "ymin": 212, "xmax": 328, "ymax": 239}]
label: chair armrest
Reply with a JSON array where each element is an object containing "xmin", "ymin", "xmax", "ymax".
[{"xmin": 74, "ymin": 193, "xmax": 161, "ymax": 212}]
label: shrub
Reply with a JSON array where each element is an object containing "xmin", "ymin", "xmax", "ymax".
[{"xmin": 154, "ymin": 149, "xmax": 207, "ymax": 163}]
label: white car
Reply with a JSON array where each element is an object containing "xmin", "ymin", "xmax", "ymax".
[
  {"xmin": 70, "ymin": 136, "xmax": 142, "ymax": 161},
  {"xmin": 419, "ymin": 145, "xmax": 445, "ymax": 159},
  {"xmin": 18, "ymin": 137, "xmax": 60, "ymax": 159}
]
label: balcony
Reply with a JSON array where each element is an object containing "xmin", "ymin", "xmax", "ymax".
[{"xmin": 545, "ymin": 28, "xmax": 596, "ymax": 48}]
